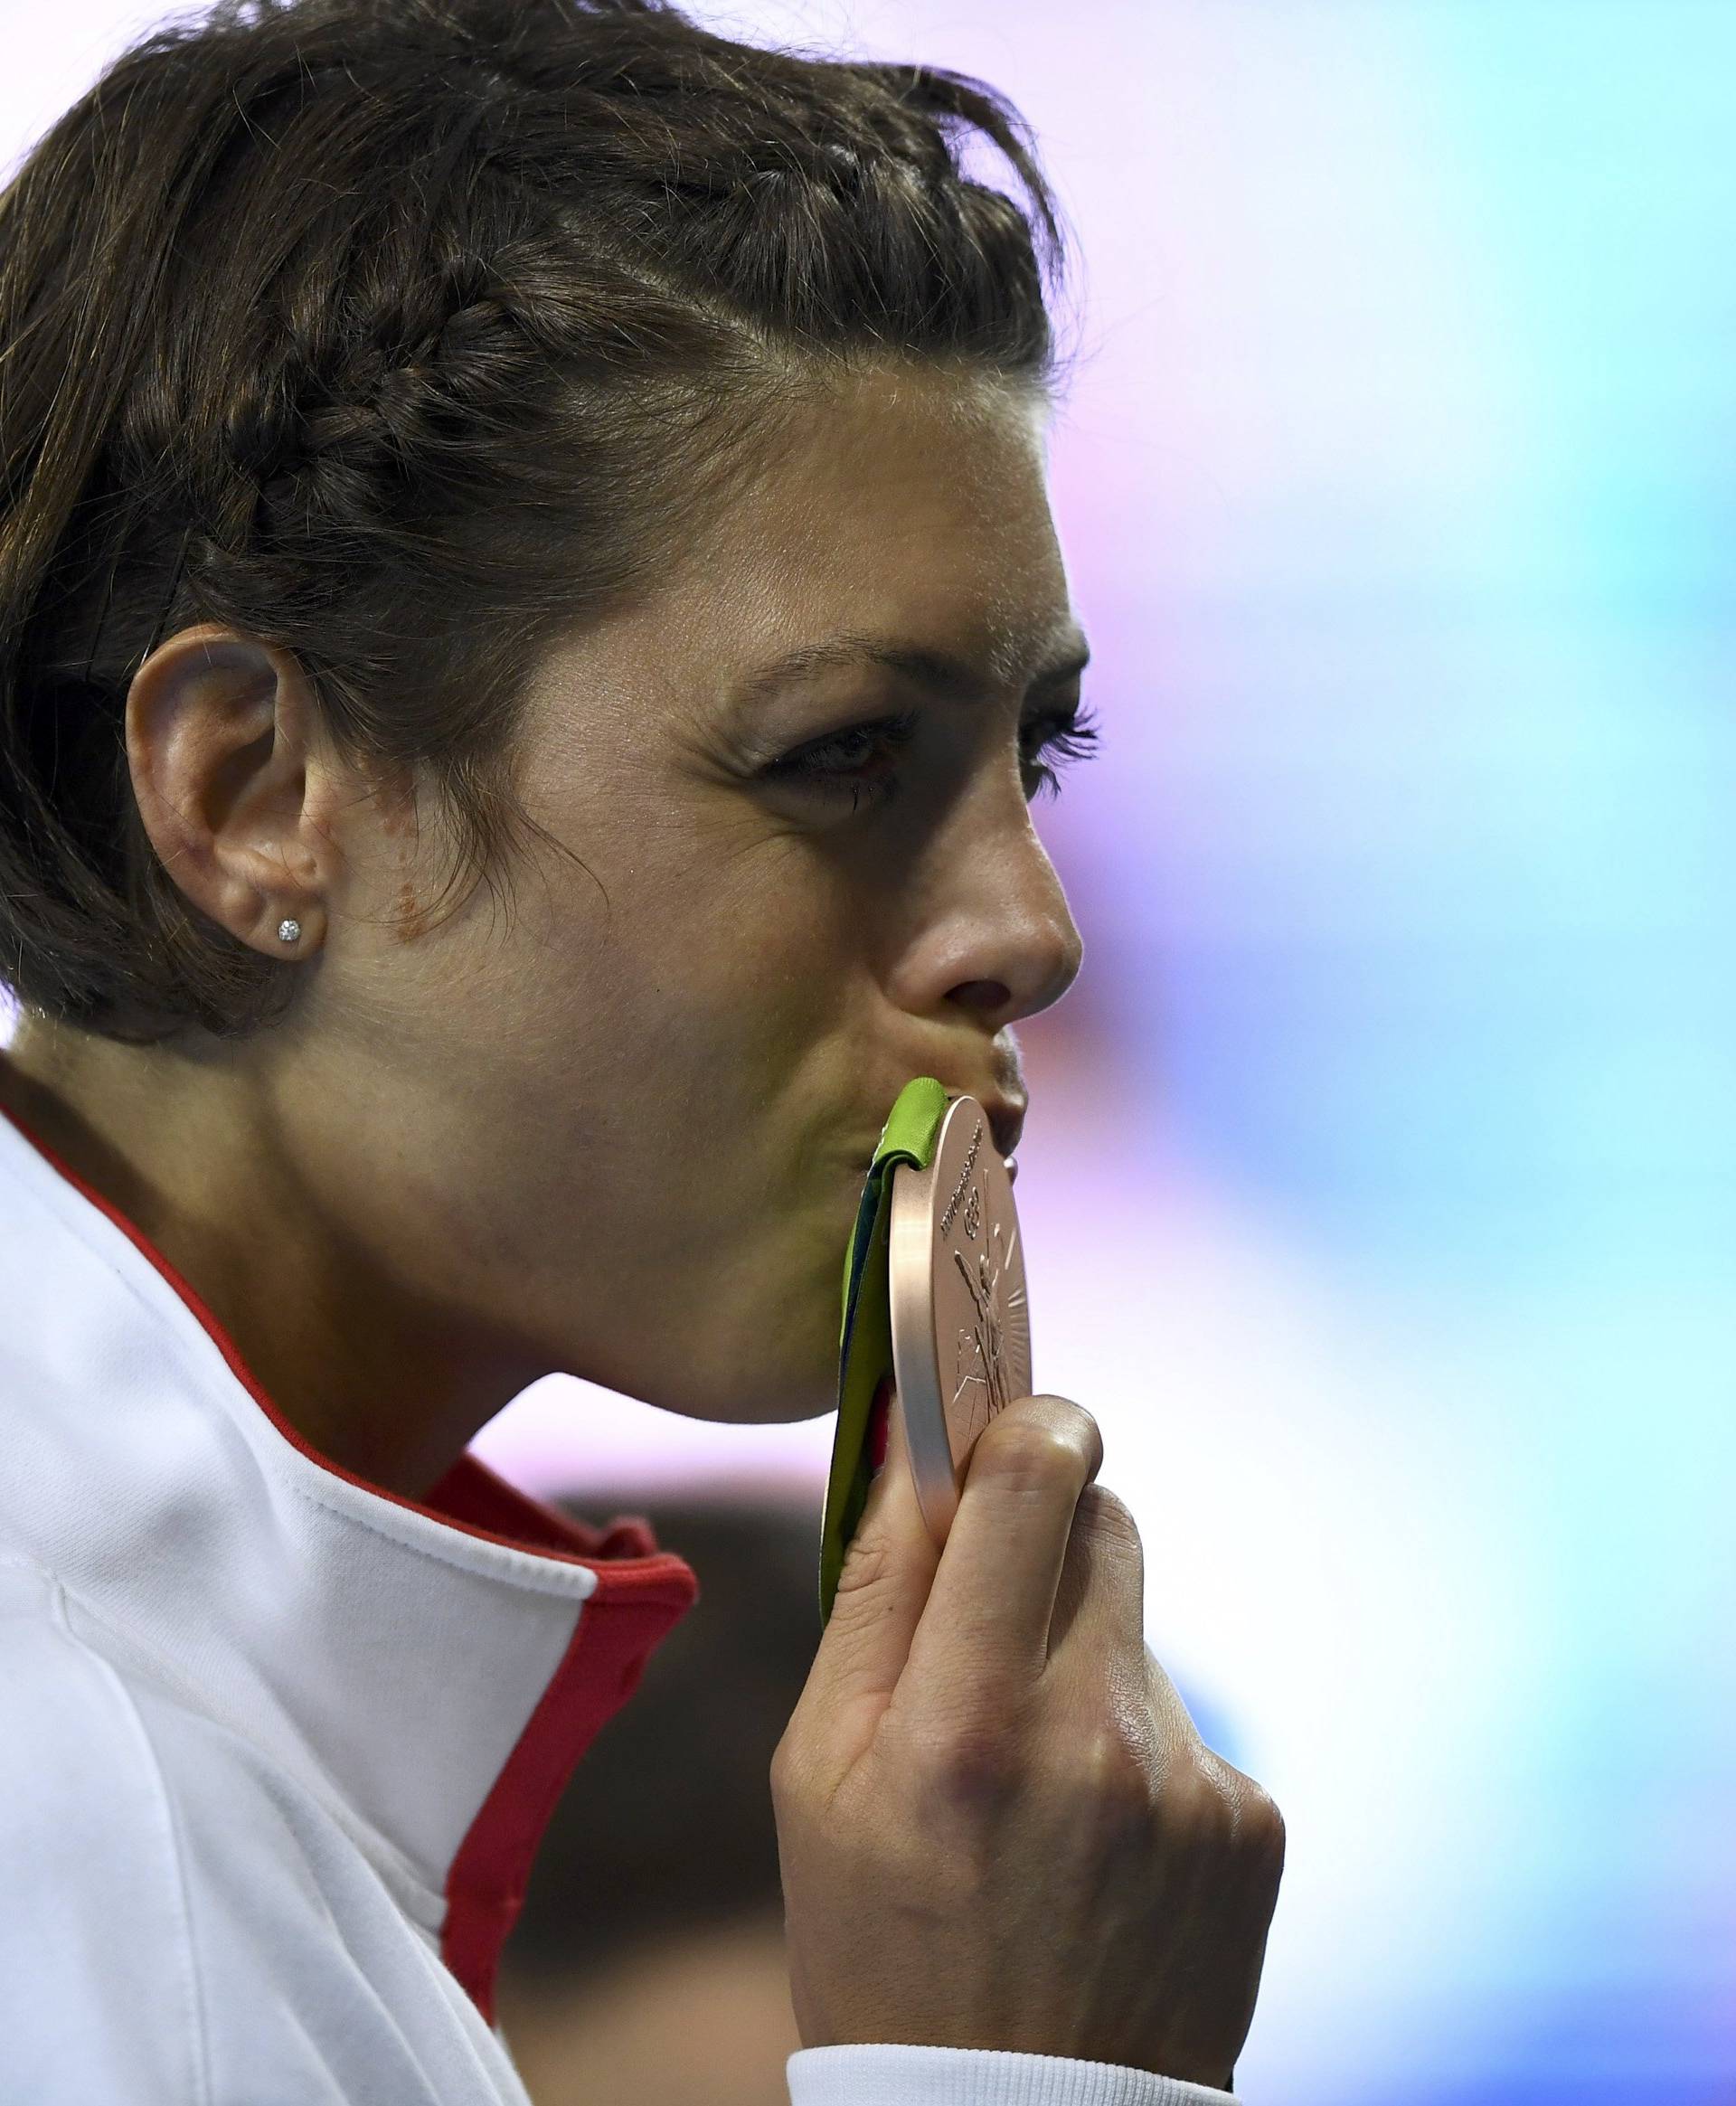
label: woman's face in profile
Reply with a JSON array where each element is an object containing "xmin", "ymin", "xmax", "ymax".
[{"xmin": 316, "ymin": 363, "xmax": 1086, "ymax": 1427}]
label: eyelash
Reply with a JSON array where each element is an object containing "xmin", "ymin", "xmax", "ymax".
[{"xmin": 762, "ymin": 702, "xmax": 1102, "ymax": 809}]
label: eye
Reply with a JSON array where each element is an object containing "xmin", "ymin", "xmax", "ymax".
[
  {"xmin": 757, "ymin": 698, "xmax": 1103, "ymax": 811},
  {"xmin": 1020, "ymin": 699, "xmax": 1102, "ymax": 801},
  {"xmin": 758, "ymin": 710, "xmax": 921, "ymax": 809}
]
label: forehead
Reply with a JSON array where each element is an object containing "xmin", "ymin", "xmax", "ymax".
[{"xmin": 676, "ymin": 364, "xmax": 1078, "ymax": 694}]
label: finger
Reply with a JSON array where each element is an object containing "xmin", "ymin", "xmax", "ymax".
[
  {"xmin": 901, "ymin": 1393, "xmax": 1103, "ymax": 1713},
  {"xmin": 1043, "ymin": 1508, "xmax": 1207, "ymax": 1773},
  {"xmin": 1043, "ymin": 1482, "xmax": 1149, "ymax": 1671},
  {"xmin": 1142, "ymin": 1641, "xmax": 1213, "ymax": 1762},
  {"xmin": 802, "ymin": 1382, "xmax": 940, "ymax": 1721}
]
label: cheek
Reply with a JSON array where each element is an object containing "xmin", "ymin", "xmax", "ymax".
[
  {"xmin": 621, "ymin": 849, "xmax": 861, "ymax": 1044},
  {"xmin": 480, "ymin": 762, "xmax": 883, "ymax": 1167},
  {"xmin": 534, "ymin": 876, "xmax": 857, "ymax": 1165}
]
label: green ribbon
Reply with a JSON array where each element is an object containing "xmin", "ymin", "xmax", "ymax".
[{"xmin": 816, "ymin": 1076, "xmax": 950, "ymax": 1627}]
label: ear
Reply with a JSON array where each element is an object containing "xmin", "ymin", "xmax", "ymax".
[{"xmin": 125, "ymin": 622, "xmax": 344, "ymax": 959}]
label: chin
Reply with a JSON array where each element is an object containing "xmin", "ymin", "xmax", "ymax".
[
  {"xmin": 625, "ymin": 1336, "xmax": 839, "ymax": 1429},
  {"xmin": 665, "ymin": 1368, "xmax": 838, "ymax": 1428},
  {"xmin": 736, "ymin": 1380, "xmax": 838, "ymax": 1426},
  {"xmin": 579, "ymin": 1240, "xmax": 846, "ymax": 1426}
]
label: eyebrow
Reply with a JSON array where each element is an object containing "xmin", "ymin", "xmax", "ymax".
[{"xmin": 724, "ymin": 628, "xmax": 1092, "ymax": 717}]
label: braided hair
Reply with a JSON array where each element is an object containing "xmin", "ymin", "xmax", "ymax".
[{"xmin": 0, "ymin": 0, "xmax": 1071, "ymax": 1043}]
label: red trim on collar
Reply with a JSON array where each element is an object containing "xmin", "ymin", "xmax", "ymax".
[
  {"xmin": 442, "ymin": 1564, "xmax": 697, "ymax": 2022},
  {"xmin": 0, "ymin": 1091, "xmax": 704, "ymax": 2015}
]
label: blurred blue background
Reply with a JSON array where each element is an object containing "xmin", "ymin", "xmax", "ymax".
[{"xmin": 6, "ymin": 3, "xmax": 1732, "ymax": 2097}]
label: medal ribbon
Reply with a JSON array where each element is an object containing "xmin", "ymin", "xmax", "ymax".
[{"xmin": 816, "ymin": 1074, "xmax": 950, "ymax": 1626}]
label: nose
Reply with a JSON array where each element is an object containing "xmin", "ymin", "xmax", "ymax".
[{"xmin": 898, "ymin": 786, "xmax": 1085, "ymax": 1034}]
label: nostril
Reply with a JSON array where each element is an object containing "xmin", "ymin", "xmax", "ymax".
[{"xmin": 949, "ymin": 977, "xmax": 1012, "ymax": 1013}]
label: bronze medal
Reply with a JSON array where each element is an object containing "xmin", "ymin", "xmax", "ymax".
[{"xmin": 887, "ymin": 1092, "xmax": 1032, "ymax": 1547}]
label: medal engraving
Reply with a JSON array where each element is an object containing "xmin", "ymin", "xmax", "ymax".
[
  {"xmin": 888, "ymin": 1094, "xmax": 1033, "ymax": 1546},
  {"xmin": 950, "ymin": 1208, "xmax": 1024, "ymax": 1445}
]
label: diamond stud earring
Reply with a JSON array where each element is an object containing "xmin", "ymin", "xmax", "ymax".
[{"xmin": 277, "ymin": 919, "xmax": 301, "ymax": 945}]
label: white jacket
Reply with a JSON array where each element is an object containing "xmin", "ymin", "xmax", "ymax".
[{"xmin": 0, "ymin": 1094, "xmax": 1230, "ymax": 2106}]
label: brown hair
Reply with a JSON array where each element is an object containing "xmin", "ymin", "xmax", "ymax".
[{"xmin": 0, "ymin": 0, "xmax": 1071, "ymax": 1044}]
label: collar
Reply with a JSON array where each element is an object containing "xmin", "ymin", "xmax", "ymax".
[{"xmin": 0, "ymin": 1093, "xmax": 698, "ymax": 2024}]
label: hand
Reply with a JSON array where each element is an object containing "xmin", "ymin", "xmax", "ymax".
[{"xmin": 771, "ymin": 1393, "xmax": 1283, "ymax": 2089}]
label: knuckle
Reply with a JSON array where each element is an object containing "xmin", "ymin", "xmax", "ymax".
[
  {"xmin": 768, "ymin": 1711, "xmax": 833, "ymax": 1814},
  {"xmin": 1073, "ymin": 1483, "xmax": 1143, "ymax": 1556},
  {"xmin": 828, "ymin": 1518, "xmax": 897, "ymax": 1607},
  {"xmin": 1072, "ymin": 1716, "xmax": 1158, "ymax": 1816},
  {"xmin": 976, "ymin": 1411, "xmax": 1094, "ymax": 1495},
  {"xmin": 912, "ymin": 1715, "xmax": 1023, "ymax": 1814},
  {"xmin": 1167, "ymin": 1748, "xmax": 1287, "ymax": 1877},
  {"xmin": 1017, "ymin": 1393, "xmax": 1101, "ymax": 1453},
  {"xmin": 1239, "ymin": 1781, "xmax": 1288, "ymax": 1876},
  {"xmin": 767, "ymin": 1727, "xmax": 805, "ymax": 1809}
]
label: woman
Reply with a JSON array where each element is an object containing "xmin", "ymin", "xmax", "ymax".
[{"xmin": 0, "ymin": 2, "xmax": 1284, "ymax": 2101}]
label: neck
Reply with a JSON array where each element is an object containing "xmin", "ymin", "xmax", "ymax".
[{"xmin": 0, "ymin": 1017, "xmax": 543, "ymax": 1497}]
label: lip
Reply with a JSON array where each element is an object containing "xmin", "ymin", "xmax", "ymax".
[{"xmin": 978, "ymin": 1095, "xmax": 1027, "ymax": 1175}]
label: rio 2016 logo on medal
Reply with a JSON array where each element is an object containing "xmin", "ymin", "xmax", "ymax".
[{"xmin": 888, "ymin": 1093, "xmax": 1032, "ymax": 1547}]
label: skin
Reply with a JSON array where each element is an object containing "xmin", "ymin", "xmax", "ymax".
[
  {"xmin": 775, "ymin": 1388, "xmax": 1282, "ymax": 2084},
  {"xmin": 0, "ymin": 362, "xmax": 1088, "ymax": 1497}
]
